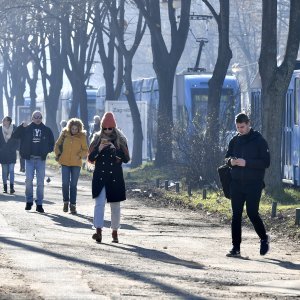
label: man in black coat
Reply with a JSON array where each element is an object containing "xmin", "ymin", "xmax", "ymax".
[
  {"xmin": 12, "ymin": 111, "xmax": 54, "ymax": 213},
  {"xmin": 225, "ymin": 113, "xmax": 270, "ymax": 257}
]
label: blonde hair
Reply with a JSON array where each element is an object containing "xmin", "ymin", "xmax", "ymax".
[{"xmin": 66, "ymin": 118, "xmax": 86, "ymax": 133}]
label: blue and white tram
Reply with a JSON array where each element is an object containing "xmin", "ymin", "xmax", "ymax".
[
  {"xmin": 250, "ymin": 67, "xmax": 300, "ymax": 186},
  {"xmin": 175, "ymin": 72, "xmax": 241, "ymax": 133}
]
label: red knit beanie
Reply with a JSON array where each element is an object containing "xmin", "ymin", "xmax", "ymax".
[{"xmin": 101, "ymin": 112, "xmax": 117, "ymax": 128}]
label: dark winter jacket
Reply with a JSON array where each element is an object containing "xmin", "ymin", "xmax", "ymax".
[
  {"xmin": 0, "ymin": 125, "xmax": 19, "ymax": 164},
  {"xmin": 225, "ymin": 128, "xmax": 270, "ymax": 181},
  {"xmin": 89, "ymin": 123, "xmax": 100, "ymax": 141},
  {"xmin": 88, "ymin": 138, "xmax": 130, "ymax": 201},
  {"xmin": 12, "ymin": 123, "xmax": 55, "ymax": 160}
]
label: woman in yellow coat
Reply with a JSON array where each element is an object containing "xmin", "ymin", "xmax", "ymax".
[{"xmin": 54, "ymin": 118, "xmax": 88, "ymax": 214}]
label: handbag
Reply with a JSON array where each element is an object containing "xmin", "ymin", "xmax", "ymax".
[
  {"xmin": 217, "ymin": 164, "xmax": 232, "ymax": 199},
  {"xmin": 56, "ymin": 132, "xmax": 66, "ymax": 161}
]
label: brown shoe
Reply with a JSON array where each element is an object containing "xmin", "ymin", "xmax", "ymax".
[
  {"xmin": 92, "ymin": 228, "xmax": 102, "ymax": 243},
  {"xmin": 112, "ymin": 230, "xmax": 118, "ymax": 243}
]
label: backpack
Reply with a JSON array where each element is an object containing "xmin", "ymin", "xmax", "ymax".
[{"xmin": 217, "ymin": 164, "xmax": 232, "ymax": 199}]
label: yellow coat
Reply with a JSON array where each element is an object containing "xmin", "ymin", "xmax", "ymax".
[{"xmin": 54, "ymin": 130, "xmax": 88, "ymax": 167}]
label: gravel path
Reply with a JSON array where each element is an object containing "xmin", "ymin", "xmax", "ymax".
[{"xmin": 0, "ymin": 168, "xmax": 299, "ymax": 299}]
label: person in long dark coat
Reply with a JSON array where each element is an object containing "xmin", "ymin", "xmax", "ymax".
[
  {"xmin": 88, "ymin": 112, "xmax": 130, "ymax": 243},
  {"xmin": 0, "ymin": 116, "xmax": 19, "ymax": 194},
  {"xmin": 89, "ymin": 115, "xmax": 101, "ymax": 141}
]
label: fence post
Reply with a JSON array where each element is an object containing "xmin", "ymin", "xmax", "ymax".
[
  {"xmin": 164, "ymin": 180, "xmax": 169, "ymax": 191},
  {"xmin": 271, "ymin": 201, "xmax": 277, "ymax": 218},
  {"xmin": 156, "ymin": 178, "xmax": 160, "ymax": 188},
  {"xmin": 202, "ymin": 188, "xmax": 207, "ymax": 200},
  {"xmin": 295, "ymin": 208, "xmax": 300, "ymax": 225},
  {"xmin": 175, "ymin": 182, "xmax": 180, "ymax": 193},
  {"xmin": 187, "ymin": 185, "xmax": 192, "ymax": 196}
]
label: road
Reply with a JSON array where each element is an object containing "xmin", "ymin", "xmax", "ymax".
[{"xmin": 0, "ymin": 167, "xmax": 299, "ymax": 299}]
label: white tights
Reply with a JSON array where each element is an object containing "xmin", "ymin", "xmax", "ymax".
[{"xmin": 93, "ymin": 187, "xmax": 121, "ymax": 230}]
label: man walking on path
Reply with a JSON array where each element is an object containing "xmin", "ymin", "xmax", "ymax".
[
  {"xmin": 12, "ymin": 111, "xmax": 54, "ymax": 213},
  {"xmin": 225, "ymin": 113, "xmax": 270, "ymax": 257}
]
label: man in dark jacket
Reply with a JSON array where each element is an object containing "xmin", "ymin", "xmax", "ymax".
[
  {"xmin": 12, "ymin": 111, "xmax": 54, "ymax": 213},
  {"xmin": 225, "ymin": 113, "xmax": 270, "ymax": 257},
  {"xmin": 89, "ymin": 115, "xmax": 101, "ymax": 141}
]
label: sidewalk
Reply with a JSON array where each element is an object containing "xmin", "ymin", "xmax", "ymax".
[{"xmin": 0, "ymin": 168, "xmax": 299, "ymax": 299}]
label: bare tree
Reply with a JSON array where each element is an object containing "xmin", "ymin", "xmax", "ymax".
[
  {"xmin": 108, "ymin": 0, "xmax": 146, "ymax": 167},
  {"xmin": 93, "ymin": 0, "xmax": 123, "ymax": 101},
  {"xmin": 259, "ymin": 0, "xmax": 300, "ymax": 194},
  {"xmin": 133, "ymin": 0, "xmax": 191, "ymax": 166},
  {"xmin": 201, "ymin": 0, "xmax": 232, "ymax": 182},
  {"xmin": 0, "ymin": 15, "xmax": 28, "ymax": 122},
  {"xmin": 60, "ymin": 0, "xmax": 97, "ymax": 131},
  {"xmin": 23, "ymin": 2, "xmax": 65, "ymax": 138},
  {"xmin": 230, "ymin": 0, "xmax": 261, "ymax": 104}
]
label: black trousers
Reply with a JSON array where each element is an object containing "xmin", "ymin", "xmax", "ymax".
[{"xmin": 230, "ymin": 179, "xmax": 267, "ymax": 249}]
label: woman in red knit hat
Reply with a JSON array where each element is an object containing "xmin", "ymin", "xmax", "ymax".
[{"xmin": 88, "ymin": 112, "xmax": 130, "ymax": 243}]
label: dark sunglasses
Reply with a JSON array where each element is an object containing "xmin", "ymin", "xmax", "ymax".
[
  {"xmin": 33, "ymin": 116, "xmax": 42, "ymax": 120},
  {"xmin": 103, "ymin": 128, "xmax": 113, "ymax": 131}
]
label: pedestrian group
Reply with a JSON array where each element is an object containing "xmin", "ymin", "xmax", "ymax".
[{"xmin": 1, "ymin": 111, "xmax": 270, "ymax": 255}]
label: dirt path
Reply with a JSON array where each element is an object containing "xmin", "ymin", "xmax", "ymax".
[{"xmin": 0, "ymin": 168, "xmax": 299, "ymax": 299}]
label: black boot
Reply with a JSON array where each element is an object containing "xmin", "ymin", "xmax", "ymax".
[
  {"xmin": 10, "ymin": 184, "xmax": 15, "ymax": 194},
  {"xmin": 92, "ymin": 228, "xmax": 102, "ymax": 243},
  {"xmin": 112, "ymin": 230, "xmax": 119, "ymax": 243},
  {"xmin": 3, "ymin": 184, "xmax": 7, "ymax": 193},
  {"xmin": 36, "ymin": 205, "xmax": 44, "ymax": 213}
]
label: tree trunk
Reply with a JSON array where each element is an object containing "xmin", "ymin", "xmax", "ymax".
[
  {"xmin": 102, "ymin": 53, "xmax": 116, "ymax": 101},
  {"xmin": 69, "ymin": 76, "xmax": 89, "ymax": 132},
  {"xmin": 202, "ymin": 0, "xmax": 232, "ymax": 182},
  {"xmin": 261, "ymin": 89, "xmax": 285, "ymax": 193},
  {"xmin": 259, "ymin": 0, "xmax": 300, "ymax": 195},
  {"xmin": 45, "ymin": 79, "xmax": 63, "ymax": 139},
  {"xmin": 124, "ymin": 60, "xmax": 143, "ymax": 167},
  {"xmin": 0, "ymin": 71, "xmax": 4, "ymax": 120},
  {"xmin": 134, "ymin": 0, "xmax": 191, "ymax": 166},
  {"xmin": 154, "ymin": 67, "xmax": 175, "ymax": 166}
]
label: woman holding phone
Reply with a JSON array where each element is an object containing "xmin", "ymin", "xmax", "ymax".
[{"xmin": 88, "ymin": 112, "xmax": 130, "ymax": 243}]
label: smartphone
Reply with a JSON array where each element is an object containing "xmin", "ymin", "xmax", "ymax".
[{"xmin": 101, "ymin": 138, "xmax": 109, "ymax": 145}]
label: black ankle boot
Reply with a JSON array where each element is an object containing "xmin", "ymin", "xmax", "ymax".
[
  {"xmin": 92, "ymin": 228, "xmax": 102, "ymax": 243},
  {"xmin": 3, "ymin": 184, "xmax": 7, "ymax": 193},
  {"xmin": 10, "ymin": 184, "xmax": 15, "ymax": 194}
]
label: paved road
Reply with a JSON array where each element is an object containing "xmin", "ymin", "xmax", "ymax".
[{"xmin": 0, "ymin": 168, "xmax": 299, "ymax": 299}]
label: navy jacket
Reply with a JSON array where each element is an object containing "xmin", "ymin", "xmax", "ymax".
[
  {"xmin": 225, "ymin": 128, "xmax": 270, "ymax": 181},
  {"xmin": 88, "ymin": 138, "xmax": 129, "ymax": 201},
  {"xmin": 0, "ymin": 125, "xmax": 19, "ymax": 164},
  {"xmin": 12, "ymin": 123, "xmax": 54, "ymax": 160}
]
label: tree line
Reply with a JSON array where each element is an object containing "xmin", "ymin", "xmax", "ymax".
[{"xmin": 0, "ymin": 0, "xmax": 299, "ymax": 195}]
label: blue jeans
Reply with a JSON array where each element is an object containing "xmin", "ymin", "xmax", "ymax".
[
  {"xmin": 1, "ymin": 163, "xmax": 15, "ymax": 184},
  {"xmin": 25, "ymin": 158, "xmax": 46, "ymax": 205},
  {"xmin": 61, "ymin": 165, "xmax": 81, "ymax": 205}
]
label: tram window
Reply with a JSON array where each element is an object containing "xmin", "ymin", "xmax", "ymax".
[
  {"xmin": 191, "ymin": 88, "xmax": 235, "ymax": 127},
  {"xmin": 191, "ymin": 88, "xmax": 208, "ymax": 126},
  {"xmin": 295, "ymin": 78, "xmax": 300, "ymax": 125}
]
